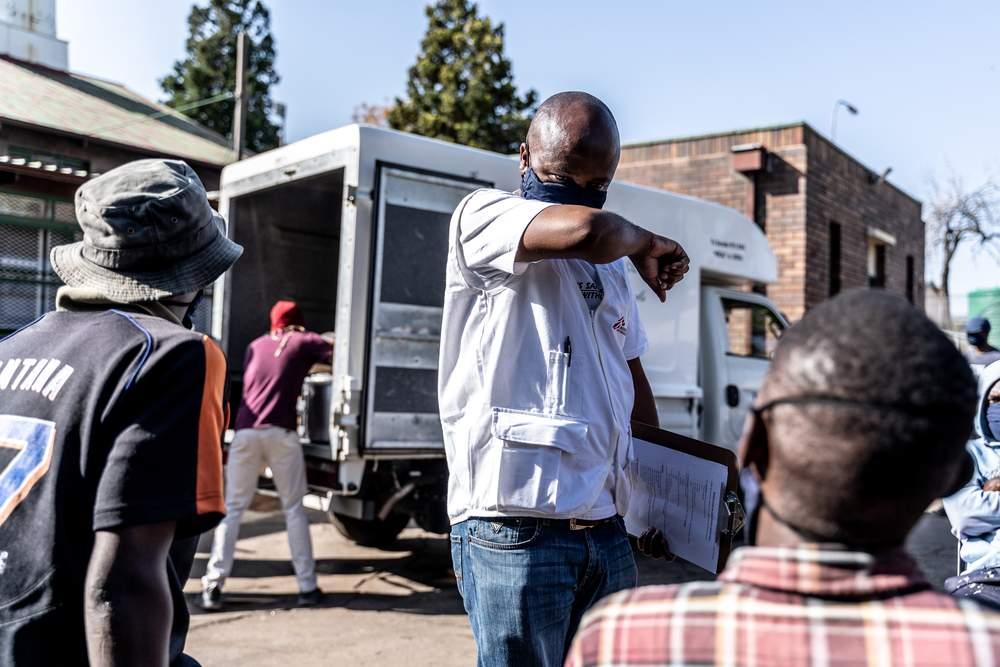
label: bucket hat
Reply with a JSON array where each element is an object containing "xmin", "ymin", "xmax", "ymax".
[{"xmin": 50, "ymin": 158, "xmax": 243, "ymax": 302}]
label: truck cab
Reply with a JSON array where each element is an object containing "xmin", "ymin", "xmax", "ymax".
[{"xmin": 215, "ymin": 125, "xmax": 787, "ymax": 546}]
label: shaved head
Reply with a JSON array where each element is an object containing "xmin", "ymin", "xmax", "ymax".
[
  {"xmin": 746, "ymin": 289, "xmax": 976, "ymax": 547},
  {"xmin": 519, "ymin": 92, "xmax": 620, "ymax": 190}
]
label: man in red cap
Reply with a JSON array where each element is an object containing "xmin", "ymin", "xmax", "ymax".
[{"xmin": 201, "ymin": 300, "xmax": 332, "ymax": 610}]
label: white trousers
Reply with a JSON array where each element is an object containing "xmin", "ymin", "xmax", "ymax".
[{"xmin": 203, "ymin": 426, "xmax": 318, "ymax": 593}]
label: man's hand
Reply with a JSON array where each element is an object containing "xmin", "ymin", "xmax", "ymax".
[
  {"xmin": 630, "ymin": 235, "xmax": 690, "ymax": 303},
  {"xmin": 636, "ymin": 527, "xmax": 675, "ymax": 560},
  {"xmin": 983, "ymin": 478, "xmax": 1000, "ymax": 493}
]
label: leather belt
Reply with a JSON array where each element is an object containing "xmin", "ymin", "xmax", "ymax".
[{"xmin": 542, "ymin": 516, "xmax": 619, "ymax": 531}]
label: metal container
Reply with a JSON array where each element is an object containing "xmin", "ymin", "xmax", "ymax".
[{"xmin": 300, "ymin": 373, "xmax": 333, "ymax": 443}]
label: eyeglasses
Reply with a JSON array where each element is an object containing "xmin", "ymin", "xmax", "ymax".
[{"xmin": 753, "ymin": 394, "xmax": 959, "ymax": 418}]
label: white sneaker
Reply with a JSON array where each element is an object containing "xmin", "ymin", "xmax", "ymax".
[{"xmin": 201, "ymin": 583, "xmax": 223, "ymax": 611}]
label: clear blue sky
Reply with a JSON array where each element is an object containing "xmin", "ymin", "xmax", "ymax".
[{"xmin": 57, "ymin": 1, "xmax": 999, "ymax": 313}]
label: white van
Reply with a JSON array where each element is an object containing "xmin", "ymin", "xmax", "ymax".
[{"xmin": 215, "ymin": 125, "xmax": 788, "ymax": 545}]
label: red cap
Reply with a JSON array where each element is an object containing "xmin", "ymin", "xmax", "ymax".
[{"xmin": 270, "ymin": 300, "xmax": 304, "ymax": 331}]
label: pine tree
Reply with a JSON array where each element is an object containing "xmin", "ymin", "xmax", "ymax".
[
  {"xmin": 160, "ymin": 0, "xmax": 280, "ymax": 154},
  {"xmin": 387, "ymin": 0, "xmax": 537, "ymax": 154}
]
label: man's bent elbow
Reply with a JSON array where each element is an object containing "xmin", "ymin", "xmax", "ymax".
[{"xmin": 83, "ymin": 572, "xmax": 139, "ymax": 631}]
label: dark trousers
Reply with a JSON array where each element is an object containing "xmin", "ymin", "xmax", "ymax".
[{"xmin": 946, "ymin": 566, "xmax": 1000, "ymax": 610}]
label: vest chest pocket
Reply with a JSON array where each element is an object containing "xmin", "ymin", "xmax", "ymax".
[{"xmin": 490, "ymin": 408, "xmax": 589, "ymax": 514}]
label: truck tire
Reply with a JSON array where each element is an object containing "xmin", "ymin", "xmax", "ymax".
[{"xmin": 329, "ymin": 511, "xmax": 410, "ymax": 547}]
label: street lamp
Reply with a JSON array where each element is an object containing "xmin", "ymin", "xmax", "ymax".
[{"xmin": 831, "ymin": 99, "xmax": 859, "ymax": 142}]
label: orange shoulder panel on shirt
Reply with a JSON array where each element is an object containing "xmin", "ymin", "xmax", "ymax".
[{"xmin": 197, "ymin": 336, "xmax": 227, "ymax": 515}]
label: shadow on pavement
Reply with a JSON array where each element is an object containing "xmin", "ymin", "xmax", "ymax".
[
  {"xmin": 186, "ymin": 505, "xmax": 716, "ymax": 618},
  {"xmin": 906, "ymin": 511, "xmax": 957, "ymax": 591},
  {"xmin": 185, "ymin": 508, "xmax": 958, "ymax": 620},
  {"xmin": 186, "ymin": 517, "xmax": 460, "ymax": 617},
  {"xmin": 188, "ymin": 588, "xmax": 465, "ymax": 617},
  {"xmin": 193, "ymin": 508, "xmax": 333, "ymax": 552},
  {"xmin": 637, "ymin": 553, "xmax": 715, "ymax": 587},
  {"xmin": 188, "ymin": 536, "xmax": 453, "ymax": 582}
]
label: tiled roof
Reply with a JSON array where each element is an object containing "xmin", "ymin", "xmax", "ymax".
[{"xmin": 0, "ymin": 57, "xmax": 235, "ymax": 166}]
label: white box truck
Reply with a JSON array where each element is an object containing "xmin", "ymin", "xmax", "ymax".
[{"xmin": 214, "ymin": 124, "xmax": 788, "ymax": 545}]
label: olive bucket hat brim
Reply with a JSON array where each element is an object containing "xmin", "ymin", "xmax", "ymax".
[{"xmin": 50, "ymin": 211, "xmax": 243, "ymax": 302}]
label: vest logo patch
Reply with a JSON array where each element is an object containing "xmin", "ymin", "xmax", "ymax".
[{"xmin": 612, "ymin": 316, "xmax": 627, "ymax": 336}]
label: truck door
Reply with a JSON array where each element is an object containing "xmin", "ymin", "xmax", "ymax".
[
  {"xmin": 364, "ymin": 167, "xmax": 486, "ymax": 453},
  {"xmin": 701, "ymin": 288, "xmax": 787, "ymax": 451}
]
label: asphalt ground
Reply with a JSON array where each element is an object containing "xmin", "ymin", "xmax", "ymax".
[{"xmin": 182, "ymin": 498, "xmax": 958, "ymax": 666}]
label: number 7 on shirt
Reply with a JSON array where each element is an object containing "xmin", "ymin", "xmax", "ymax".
[{"xmin": 0, "ymin": 415, "xmax": 56, "ymax": 526}]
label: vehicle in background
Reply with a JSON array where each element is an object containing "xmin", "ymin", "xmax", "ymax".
[{"xmin": 215, "ymin": 125, "xmax": 787, "ymax": 546}]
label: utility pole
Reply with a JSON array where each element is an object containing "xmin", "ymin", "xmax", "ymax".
[
  {"xmin": 232, "ymin": 31, "xmax": 250, "ymax": 159},
  {"xmin": 275, "ymin": 102, "xmax": 287, "ymax": 146}
]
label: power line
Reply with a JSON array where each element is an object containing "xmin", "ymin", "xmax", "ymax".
[{"xmin": 88, "ymin": 91, "xmax": 235, "ymax": 137}]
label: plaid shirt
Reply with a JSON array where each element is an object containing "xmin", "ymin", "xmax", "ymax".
[{"xmin": 566, "ymin": 545, "xmax": 1000, "ymax": 667}]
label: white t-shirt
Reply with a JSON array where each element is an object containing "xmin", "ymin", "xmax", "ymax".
[{"xmin": 438, "ymin": 189, "xmax": 648, "ymax": 523}]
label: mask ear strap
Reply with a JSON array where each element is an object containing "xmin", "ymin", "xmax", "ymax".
[
  {"xmin": 757, "ymin": 494, "xmax": 848, "ymax": 544},
  {"xmin": 744, "ymin": 412, "xmax": 846, "ymax": 544}
]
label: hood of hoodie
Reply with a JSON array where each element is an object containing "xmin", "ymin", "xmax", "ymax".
[{"xmin": 977, "ymin": 361, "xmax": 1000, "ymax": 442}]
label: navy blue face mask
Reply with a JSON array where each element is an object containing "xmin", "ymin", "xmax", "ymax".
[
  {"xmin": 521, "ymin": 167, "xmax": 607, "ymax": 210},
  {"xmin": 163, "ymin": 290, "xmax": 205, "ymax": 330},
  {"xmin": 969, "ymin": 333, "xmax": 989, "ymax": 348},
  {"xmin": 182, "ymin": 290, "xmax": 205, "ymax": 330},
  {"xmin": 987, "ymin": 403, "xmax": 1000, "ymax": 441},
  {"xmin": 740, "ymin": 467, "xmax": 838, "ymax": 545}
]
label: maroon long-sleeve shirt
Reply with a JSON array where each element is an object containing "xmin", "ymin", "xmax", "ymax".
[{"xmin": 233, "ymin": 330, "xmax": 332, "ymax": 431}]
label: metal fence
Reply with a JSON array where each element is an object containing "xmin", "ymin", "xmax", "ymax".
[
  {"xmin": 0, "ymin": 190, "xmax": 81, "ymax": 334},
  {"xmin": 0, "ymin": 189, "xmax": 215, "ymax": 336}
]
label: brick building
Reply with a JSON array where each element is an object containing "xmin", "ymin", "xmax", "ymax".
[
  {"xmin": 0, "ymin": 1, "xmax": 233, "ymax": 334},
  {"xmin": 618, "ymin": 123, "xmax": 923, "ymax": 321}
]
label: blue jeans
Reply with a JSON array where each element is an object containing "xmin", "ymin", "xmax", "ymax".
[{"xmin": 450, "ymin": 516, "xmax": 637, "ymax": 667}]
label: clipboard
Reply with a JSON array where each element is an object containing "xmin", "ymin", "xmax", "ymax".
[{"xmin": 626, "ymin": 421, "xmax": 744, "ymax": 574}]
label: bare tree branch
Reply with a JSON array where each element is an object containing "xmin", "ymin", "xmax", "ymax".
[{"xmin": 926, "ymin": 177, "xmax": 1000, "ymax": 327}]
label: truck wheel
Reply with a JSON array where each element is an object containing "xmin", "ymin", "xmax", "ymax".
[{"xmin": 329, "ymin": 511, "xmax": 410, "ymax": 547}]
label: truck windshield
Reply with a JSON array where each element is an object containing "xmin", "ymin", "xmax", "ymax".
[{"xmin": 722, "ymin": 299, "xmax": 785, "ymax": 360}]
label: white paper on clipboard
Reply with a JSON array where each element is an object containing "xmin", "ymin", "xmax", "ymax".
[{"xmin": 624, "ymin": 437, "xmax": 729, "ymax": 573}]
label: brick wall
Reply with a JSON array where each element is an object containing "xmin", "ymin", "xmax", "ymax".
[
  {"xmin": 802, "ymin": 127, "xmax": 924, "ymax": 311},
  {"xmin": 618, "ymin": 123, "xmax": 923, "ymax": 321},
  {"xmin": 763, "ymin": 144, "xmax": 808, "ymax": 320},
  {"xmin": 619, "ymin": 124, "xmax": 810, "ymax": 320}
]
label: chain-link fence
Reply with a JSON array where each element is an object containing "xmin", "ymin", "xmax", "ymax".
[
  {"xmin": 0, "ymin": 191, "xmax": 81, "ymax": 333},
  {"xmin": 1, "ymin": 189, "xmax": 217, "ymax": 336}
]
